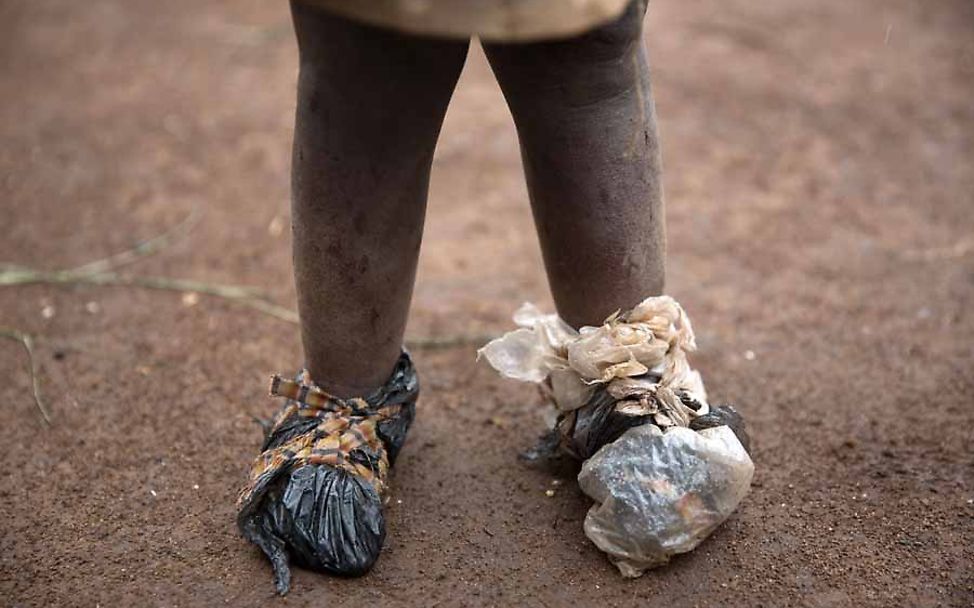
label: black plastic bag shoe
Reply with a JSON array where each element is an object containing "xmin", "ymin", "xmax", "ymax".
[{"xmin": 236, "ymin": 351, "xmax": 418, "ymax": 594}]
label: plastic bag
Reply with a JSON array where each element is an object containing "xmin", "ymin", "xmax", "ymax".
[
  {"xmin": 578, "ymin": 423, "xmax": 754, "ymax": 576},
  {"xmin": 479, "ymin": 297, "xmax": 708, "ymax": 413},
  {"xmin": 236, "ymin": 352, "xmax": 418, "ymax": 594},
  {"xmin": 480, "ymin": 297, "xmax": 754, "ymax": 575}
]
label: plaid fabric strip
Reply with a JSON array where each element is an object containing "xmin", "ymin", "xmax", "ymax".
[{"xmin": 236, "ymin": 369, "xmax": 403, "ymax": 512}]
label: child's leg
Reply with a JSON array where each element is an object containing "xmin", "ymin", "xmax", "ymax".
[
  {"xmin": 290, "ymin": 2, "xmax": 468, "ymax": 395},
  {"xmin": 482, "ymin": 1, "xmax": 663, "ymax": 328}
]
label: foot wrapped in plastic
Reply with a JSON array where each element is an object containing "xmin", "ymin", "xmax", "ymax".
[
  {"xmin": 236, "ymin": 351, "xmax": 418, "ymax": 594},
  {"xmin": 479, "ymin": 296, "xmax": 754, "ymax": 576}
]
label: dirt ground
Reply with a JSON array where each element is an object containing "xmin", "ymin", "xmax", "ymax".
[{"xmin": 1, "ymin": 0, "xmax": 972, "ymax": 606}]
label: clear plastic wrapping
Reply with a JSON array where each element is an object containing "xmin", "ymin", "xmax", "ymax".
[
  {"xmin": 480, "ymin": 296, "xmax": 754, "ymax": 575},
  {"xmin": 579, "ymin": 424, "xmax": 753, "ymax": 576}
]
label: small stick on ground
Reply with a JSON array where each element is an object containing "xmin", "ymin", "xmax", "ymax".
[
  {"xmin": 65, "ymin": 206, "xmax": 202, "ymax": 276},
  {"xmin": 3, "ymin": 267, "xmax": 489, "ymax": 346},
  {"xmin": 0, "ymin": 206, "xmax": 201, "ymax": 284},
  {"xmin": 0, "ymin": 328, "xmax": 51, "ymax": 426},
  {"xmin": 404, "ymin": 333, "xmax": 494, "ymax": 350},
  {"xmin": 0, "ymin": 207, "xmax": 489, "ymax": 347},
  {"xmin": 901, "ymin": 236, "xmax": 974, "ymax": 261}
]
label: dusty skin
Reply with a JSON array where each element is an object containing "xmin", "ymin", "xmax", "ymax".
[{"xmin": 1, "ymin": 0, "xmax": 973, "ymax": 606}]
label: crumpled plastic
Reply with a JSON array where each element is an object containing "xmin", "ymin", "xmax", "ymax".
[
  {"xmin": 237, "ymin": 352, "xmax": 418, "ymax": 594},
  {"xmin": 579, "ymin": 424, "xmax": 754, "ymax": 576},
  {"xmin": 479, "ymin": 297, "xmax": 707, "ymax": 414},
  {"xmin": 479, "ymin": 296, "xmax": 754, "ymax": 576}
]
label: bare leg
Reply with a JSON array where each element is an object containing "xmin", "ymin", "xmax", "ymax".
[
  {"xmin": 483, "ymin": 1, "xmax": 664, "ymax": 328},
  {"xmin": 290, "ymin": 2, "xmax": 468, "ymax": 395}
]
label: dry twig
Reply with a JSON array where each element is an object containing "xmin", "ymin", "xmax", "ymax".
[
  {"xmin": 0, "ymin": 328, "xmax": 51, "ymax": 426},
  {"xmin": 901, "ymin": 237, "xmax": 974, "ymax": 262},
  {"xmin": 0, "ymin": 209, "xmax": 488, "ymax": 347}
]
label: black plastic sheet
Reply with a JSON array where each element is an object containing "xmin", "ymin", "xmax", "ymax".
[{"xmin": 237, "ymin": 352, "xmax": 418, "ymax": 594}]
